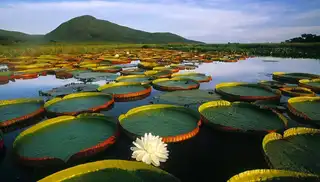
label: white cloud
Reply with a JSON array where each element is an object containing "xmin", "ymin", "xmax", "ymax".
[{"xmin": 0, "ymin": 0, "xmax": 319, "ymax": 43}]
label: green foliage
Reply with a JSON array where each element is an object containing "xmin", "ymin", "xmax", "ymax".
[{"xmin": 285, "ymin": 34, "xmax": 320, "ymax": 43}]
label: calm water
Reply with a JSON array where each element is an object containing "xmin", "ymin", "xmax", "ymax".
[{"xmin": 0, "ymin": 57, "xmax": 320, "ymax": 182}]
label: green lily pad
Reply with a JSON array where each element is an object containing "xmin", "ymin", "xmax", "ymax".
[
  {"xmin": 39, "ymin": 83, "xmax": 99, "ymax": 97},
  {"xmin": 120, "ymin": 68, "xmax": 145, "ymax": 75},
  {"xmin": 152, "ymin": 78, "xmax": 200, "ymax": 91},
  {"xmin": 299, "ymin": 79, "xmax": 320, "ymax": 93},
  {"xmin": 74, "ymin": 71, "xmax": 118, "ymax": 82},
  {"xmin": 45, "ymin": 92, "xmax": 114, "ymax": 116},
  {"xmin": 263, "ymin": 127, "xmax": 320, "ymax": 174},
  {"xmin": 199, "ymin": 101, "xmax": 287, "ymax": 133},
  {"xmin": 272, "ymin": 72, "xmax": 320, "ymax": 84},
  {"xmin": 288, "ymin": 96, "xmax": 320, "ymax": 126},
  {"xmin": 152, "ymin": 89, "xmax": 221, "ymax": 107},
  {"xmin": 228, "ymin": 169, "xmax": 319, "ymax": 182},
  {"xmin": 119, "ymin": 104, "xmax": 200, "ymax": 143},
  {"xmin": 116, "ymin": 75, "xmax": 154, "ymax": 84},
  {"xmin": 38, "ymin": 160, "xmax": 180, "ymax": 182},
  {"xmin": 13, "ymin": 114, "xmax": 117, "ymax": 163},
  {"xmin": 171, "ymin": 72, "xmax": 212, "ymax": 83},
  {"xmin": 215, "ymin": 82, "xmax": 280, "ymax": 102},
  {"xmin": 258, "ymin": 80, "xmax": 287, "ymax": 89}
]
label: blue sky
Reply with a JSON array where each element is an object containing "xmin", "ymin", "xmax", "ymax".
[{"xmin": 0, "ymin": 0, "xmax": 319, "ymax": 43}]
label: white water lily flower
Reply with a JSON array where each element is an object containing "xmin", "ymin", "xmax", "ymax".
[
  {"xmin": 131, "ymin": 133, "xmax": 169, "ymax": 166},
  {"xmin": 114, "ymin": 54, "xmax": 120, "ymax": 58}
]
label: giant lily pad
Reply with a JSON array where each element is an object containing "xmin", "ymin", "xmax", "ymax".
[
  {"xmin": 263, "ymin": 127, "xmax": 320, "ymax": 174},
  {"xmin": 45, "ymin": 92, "xmax": 114, "ymax": 116},
  {"xmin": 74, "ymin": 71, "xmax": 118, "ymax": 82},
  {"xmin": 0, "ymin": 98, "xmax": 44, "ymax": 129},
  {"xmin": 152, "ymin": 89, "xmax": 221, "ymax": 107},
  {"xmin": 171, "ymin": 72, "xmax": 212, "ymax": 83},
  {"xmin": 280, "ymin": 87, "xmax": 316, "ymax": 97},
  {"xmin": 299, "ymin": 79, "xmax": 320, "ymax": 93},
  {"xmin": 253, "ymin": 100, "xmax": 286, "ymax": 112},
  {"xmin": 287, "ymin": 96, "xmax": 320, "ymax": 126},
  {"xmin": 152, "ymin": 78, "xmax": 200, "ymax": 91},
  {"xmin": 38, "ymin": 160, "xmax": 180, "ymax": 182},
  {"xmin": 119, "ymin": 104, "xmax": 201, "ymax": 143},
  {"xmin": 199, "ymin": 101, "xmax": 287, "ymax": 133},
  {"xmin": 120, "ymin": 68, "xmax": 145, "ymax": 75},
  {"xmin": 13, "ymin": 114, "xmax": 118, "ymax": 165},
  {"xmin": 272, "ymin": 72, "xmax": 320, "ymax": 84},
  {"xmin": 92, "ymin": 66, "xmax": 122, "ymax": 73},
  {"xmin": 258, "ymin": 80, "xmax": 287, "ymax": 89},
  {"xmin": 98, "ymin": 82, "xmax": 151, "ymax": 101},
  {"xmin": 116, "ymin": 75, "xmax": 154, "ymax": 84},
  {"xmin": 215, "ymin": 82, "xmax": 281, "ymax": 102},
  {"xmin": 228, "ymin": 169, "xmax": 320, "ymax": 182},
  {"xmin": 144, "ymin": 70, "xmax": 172, "ymax": 78},
  {"xmin": 39, "ymin": 83, "xmax": 99, "ymax": 97}
]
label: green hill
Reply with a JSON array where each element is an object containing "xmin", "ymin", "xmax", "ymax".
[
  {"xmin": 0, "ymin": 29, "xmax": 43, "ymax": 45},
  {"xmin": 45, "ymin": 15, "xmax": 201, "ymax": 44}
]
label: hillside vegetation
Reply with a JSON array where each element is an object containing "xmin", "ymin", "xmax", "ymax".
[{"xmin": 0, "ymin": 15, "xmax": 201, "ymax": 45}]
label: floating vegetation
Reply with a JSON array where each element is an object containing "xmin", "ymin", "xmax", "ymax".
[
  {"xmin": 287, "ymin": 96, "xmax": 320, "ymax": 126},
  {"xmin": 199, "ymin": 101, "xmax": 287, "ymax": 133},
  {"xmin": 258, "ymin": 80, "xmax": 287, "ymax": 89},
  {"xmin": 120, "ymin": 68, "xmax": 145, "ymax": 75},
  {"xmin": 74, "ymin": 71, "xmax": 119, "ymax": 82},
  {"xmin": 39, "ymin": 83, "xmax": 99, "ymax": 97},
  {"xmin": 280, "ymin": 87, "xmax": 316, "ymax": 97},
  {"xmin": 171, "ymin": 72, "xmax": 212, "ymax": 83},
  {"xmin": 215, "ymin": 82, "xmax": 281, "ymax": 102},
  {"xmin": 0, "ymin": 98, "xmax": 44, "ymax": 131},
  {"xmin": 228, "ymin": 169, "xmax": 320, "ymax": 182},
  {"xmin": 97, "ymin": 82, "xmax": 151, "ymax": 101},
  {"xmin": 272, "ymin": 72, "xmax": 320, "ymax": 84},
  {"xmin": 44, "ymin": 92, "xmax": 114, "ymax": 116},
  {"xmin": 253, "ymin": 100, "xmax": 286, "ymax": 112},
  {"xmin": 38, "ymin": 160, "xmax": 180, "ymax": 182},
  {"xmin": 263, "ymin": 127, "xmax": 320, "ymax": 174},
  {"xmin": 13, "ymin": 114, "xmax": 118, "ymax": 166},
  {"xmin": 119, "ymin": 104, "xmax": 201, "ymax": 143},
  {"xmin": 152, "ymin": 78, "xmax": 200, "ymax": 91},
  {"xmin": 116, "ymin": 75, "xmax": 154, "ymax": 84},
  {"xmin": 299, "ymin": 78, "xmax": 320, "ymax": 93},
  {"xmin": 144, "ymin": 70, "xmax": 172, "ymax": 78},
  {"xmin": 152, "ymin": 89, "xmax": 221, "ymax": 107}
]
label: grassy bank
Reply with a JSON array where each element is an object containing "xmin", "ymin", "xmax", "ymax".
[
  {"xmin": 152, "ymin": 43, "xmax": 320, "ymax": 59},
  {"xmin": 1, "ymin": 43, "xmax": 319, "ymax": 59}
]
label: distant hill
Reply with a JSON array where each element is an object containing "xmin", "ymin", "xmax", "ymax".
[
  {"xmin": 0, "ymin": 15, "xmax": 202, "ymax": 45},
  {"xmin": 0, "ymin": 29, "xmax": 43, "ymax": 45}
]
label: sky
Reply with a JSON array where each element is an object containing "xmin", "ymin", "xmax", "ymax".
[{"xmin": 0, "ymin": 0, "xmax": 319, "ymax": 43}]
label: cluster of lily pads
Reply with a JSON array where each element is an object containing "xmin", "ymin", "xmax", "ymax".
[{"xmin": 0, "ymin": 50, "xmax": 319, "ymax": 181}]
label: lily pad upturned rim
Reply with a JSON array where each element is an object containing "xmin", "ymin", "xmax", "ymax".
[
  {"xmin": 97, "ymin": 82, "xmax": 152, "ymax": 99},
  {"xmin": 215, "ymin": 82, "xmax": 281, "ymax": 101},
  {"xmin": 39, "ymin": 83, "xmax": 100, "ymax": 97},
  {"xmin": 38, "ymin": 159, "xmax": 180, "ymax": 182},
  {"xmin": 262, "ymin": 127, "xmax": 320, "ymax": 173},
  {"xmin": 44, "ymin": 92, "xmax": 114, "ymax": 116},
  {"xmin": 0, "ymin": 98, "xmax": 45, "ymax": 128},
  {"xmin": 13, "ymin": 113, "xmax": 118, "ymax": 166},
  {"xmin": 299, "ymin": 78, "xmax": 320, "ymax": 92},
  {"xmin": 280, "ymin": 87, "xmax": 316, "ymax": 97},
  {"xmin": 287, "ymin": 96, "xmax": 319, "ymax": 123},
  {"xmin": 119, "ymin": 104, "xmax": 201, "ymax": 143},
  {"xmin": 272, "ymin": 72, "xmax": 320, "ymax": 83},
  {"xmin": 198, "ymin": 100, "xmax": 288, "ymax": 133},
  {"xmin": 116, "ymin": 75, "xmax": 154, "ymax": 84},
  {"xmin": 228, "ymin": 169, "xmax": 320, "ymax": 182},
  {"xmin": 171, "ymin": 72, "xmax": 212, "ymax": 83},
  {"xmin": 152, "ymin": 78, "xmax": 200, "ymax": 91}
]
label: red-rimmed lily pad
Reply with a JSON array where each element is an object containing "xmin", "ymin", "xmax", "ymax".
[
  {"xmin": 152, "ymin": 78, "xmax": 200, "ymax": 91},
  {"xmin": 13, "ymin": 113, "xmax": 118, "ymax": 166}
]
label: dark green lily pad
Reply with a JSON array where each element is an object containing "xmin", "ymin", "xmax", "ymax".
[
  {"xmin": 288, "ymin": 97, "xmax": 320, "ymax": 126},
  {"xmin": 263, "ymin": 127, "xmax": 320, "ymax": 174},
  {"xmin": 74, "ymin": 71, "xmax": 118, "ymax": 82},
  {"xmin": 228, "ymin": 169, "xmax": 320, "ymax": 182},
  {"xmin": 199, "ymin": 101, "xmax": 287, "ymax": 132},
  {"xmin": 116, "ymin": 75, "xmax": 154, "ymax": 84},
  {"xmin": 152, "ymin": 89, "xmax": 221, "ymax": 107},
  {"xmin": 38, "ymin": 160, "xmax": 180, "ymax": 182},
  {"xmin": 272, "ymin": 72, "xmax": 320, "ymax": 84},
  {"xmin": 39, "ymin": 83, "xmax": 99, "ymax": 97}
]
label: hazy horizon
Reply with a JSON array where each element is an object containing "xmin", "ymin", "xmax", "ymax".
[{"xmin": 1, "ymin": 0, "xmax": 320, "ymax": 43}]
